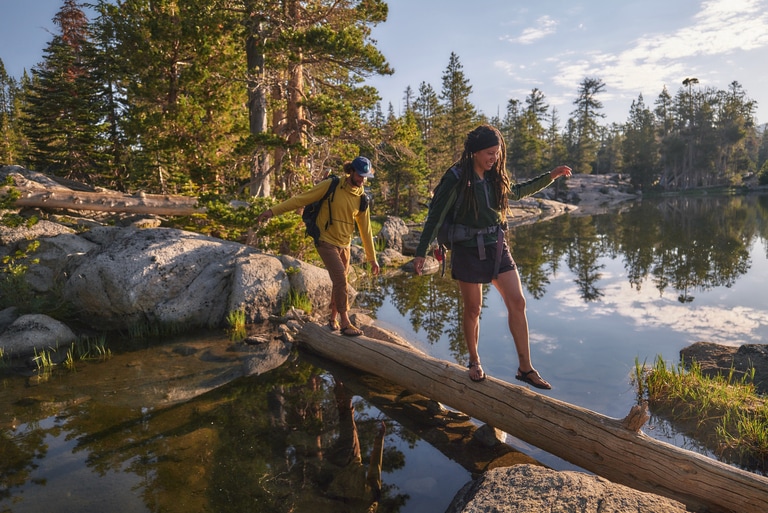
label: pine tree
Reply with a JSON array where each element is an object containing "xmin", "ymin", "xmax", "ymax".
[
  {"xmin": 544, "ymin": 107, "xmax": 567, "ymax": 171},
  {"xmin": 654, "ymin": 86, "xmax": 674, "ymax": 137},
  {"xmin": 594, "ymin": 123, "xmax": 623, "ymax": 175},
  {"xmin": 412, "ymin": 81, "xmax": 442, "ymax": 186},
  {"xmin": 23, "ymin": 0, "xmax": 105, "ymax": 180},
  {"xmin": 86, "ymin": 0, "xmax": 132, "ymax": 190},
  {"xmin": 715, "ymin": 81, "xmax": 757, "ymax": 180},
  {"xmin": 103, "ymin": 0, "xmax": 248, "ymax": 193},
  {"xmin": 0, "ymin": 60, "xmax": 22, "ymax": 165},
  {"xmin": 237, "ymin": 0, "xmax": 393, "ymax": 194},
  {"xmin": 570, "ymin": 77, "xmax": 606, "ymax": 174},
  {"xmin": 378, "ymin": 108, "xmax": 427, "ymax": 216},
  {"xmin": 438, "ymin": 52, "xmax": 477, "ymax": 164},
  {"xmin": 514, "ymin": 88, "xmax": 549, "ymax": 177},
  {"xmin": 623, "ymin": 94, "xmax": 659, "ymax": 189}
]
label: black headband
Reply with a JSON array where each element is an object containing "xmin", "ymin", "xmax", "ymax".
[{"xmin": 466, "ymin": 127, "xmax": 500, "ymax": 153}]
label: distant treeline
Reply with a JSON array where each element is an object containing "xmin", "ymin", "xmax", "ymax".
[{"xmin": 1, "ymin": 0, "xmax": 767, "ymax": 219}]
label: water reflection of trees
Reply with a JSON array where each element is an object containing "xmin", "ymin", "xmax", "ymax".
[
  {"xmin": 372, "ymin": 273, "xmax": 462, "ymax": 349},
  {"xmin": 516, "ymin": 195, "xmax": 757, "ymax": 302},
  {"xmin": 0, "ymin": 420, "xmax": 48, "ymax": 501},
  {"xmin": 209, "ymin": 364, "xmax": 410, "ymax": 513},
  {"xmin": 0, "ymin": 361, "xmax": 410, "ymax": 513},
  {"xmin": 381, "ymin": 194, "xmax": 764, "ymax": 346}
]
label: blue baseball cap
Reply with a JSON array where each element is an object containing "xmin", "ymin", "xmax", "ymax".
[{"xmin": 351, "ymin": 156, "xmax": 374, "ymax": 178}]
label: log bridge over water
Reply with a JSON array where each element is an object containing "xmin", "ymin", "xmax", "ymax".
[{"xmin": 296, "ymin": 322, "xmax": 768, "ymax": 513}]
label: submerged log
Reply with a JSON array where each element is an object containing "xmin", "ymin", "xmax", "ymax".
[{"xmin": 296, "ymin": 322, "xmax": 768, "ymax": 513}]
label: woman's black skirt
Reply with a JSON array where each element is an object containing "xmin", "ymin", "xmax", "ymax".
[{"xmin": 450, "ymin": 240, "xmax": 516, "ymax": 283}]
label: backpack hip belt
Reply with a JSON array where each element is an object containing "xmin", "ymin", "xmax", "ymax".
[{"xmin": 446, "ymin": 223, "xmax": 502, "ymax": 257}]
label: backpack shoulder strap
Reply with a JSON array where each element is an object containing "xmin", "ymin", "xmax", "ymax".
[
  {"xmin": 323, "ymin": 175, "xmax": 340, "ymax": 228},
  {"xmin": 429, "ymin": 167, "xmax": 462, "ymax": 245},
  {"xmin": 324, "ymin": 175, "xmax": 340, "ymax": 199},
  {"xmin": 443, "ymin": 166, "xmax": 463, "ymax": 219}
]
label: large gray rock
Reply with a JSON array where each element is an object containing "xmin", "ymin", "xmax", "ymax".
[
  {"xmin": 49, "ymin": 226, "xmax": 336, "ymax": 331},
  {"xmin": 279, "ymin": 254, "xmax": 337, "ymax": 315},
  {"xmin": 0, "ymin": 219, "xmax": 76, "ymax": 259},
  {"xmin": 229, "ymin": 252, "xmax": 290, "ymax": 324},
  {"xmin": 0, "ymin": 307, "xmax": 19, "ymax": 333},
  {"xmin": 0, "ymin": 313, "xmax": 77, "ymax": 357},
  {"xmin": 446, "ymin": 464, "xmax": 688, "ymax": 513},
  {"xmin": 25, "ymin": 233, "xmax": 97, "ymax": 293},
  {"xmin": 378, "ymin": 216, "xmax": 409, "ymax": 253},
  {"xmin": 63, "ymin": 227, "xmax": 246, "ymax": 330}
]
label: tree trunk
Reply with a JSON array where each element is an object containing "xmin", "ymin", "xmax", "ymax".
[
  {"xmin": 296, "ymin": 322, "xmax": 768, "ymax": 513},
  {"xmin": 285, "ymin": 0, "xmax": 306, "ymax": 183},
  {"xmin": 246, "ymin": 19, "xmax": 271, "ymax": 198}
]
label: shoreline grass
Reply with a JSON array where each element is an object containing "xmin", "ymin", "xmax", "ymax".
[
  {"xmin": 226, "ymin": 309, "xmax": 247, "ymax": 341},
  {"xmin": 634, "ymin": 355, "xmax": 768, "ymax": 470}
]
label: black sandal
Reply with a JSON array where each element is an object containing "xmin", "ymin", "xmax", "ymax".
[
  {"xmin": 516, "ymin": 368, "xmax": 551, "ymax": 390},
  {"xmin": 468, "ymin": 361, "xmax": 486, "ymax": 382}
]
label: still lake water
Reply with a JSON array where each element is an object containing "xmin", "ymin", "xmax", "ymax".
[{"xmin": 2, "ymin": 193, "xmax": 768, "ymax": 513}]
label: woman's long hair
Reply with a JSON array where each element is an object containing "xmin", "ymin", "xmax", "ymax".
[{"xmin": 453, "ymin": 124, "xmax": 511, "ymax": 219}]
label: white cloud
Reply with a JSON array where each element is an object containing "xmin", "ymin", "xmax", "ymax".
[
  {"xmin": 504, "ymin": 15, "xmax": 558, "ymax": 45},
  {"xmin": 553, "ymin": 277, "xmax": 768, "ymax": 346},
  {"xmin": 522, "ymin": 0, "xmax": 768, "ymax": 112}
]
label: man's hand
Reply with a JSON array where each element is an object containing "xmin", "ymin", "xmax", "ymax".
[{"xmin": 256, "ymin": 209, "xmax": 273, "ymax": 223}]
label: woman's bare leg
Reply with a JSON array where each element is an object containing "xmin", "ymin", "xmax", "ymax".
[
  {"xmin": 458, "ymin": 280, "xmax": 484, "ymax": 380},
  {"xmin": 493, "ymin": 268, "xmax": 550, "ymax": 388}
]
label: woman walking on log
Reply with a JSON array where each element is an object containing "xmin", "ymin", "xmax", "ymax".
[{"xmin": 412, "ymin": 124, "xmax": 571, "ymax": 387}]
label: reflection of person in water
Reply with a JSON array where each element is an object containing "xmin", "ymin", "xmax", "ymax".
[{"xmin": 324, "ymin": 379, "xmax": 385, "ymax": 512}]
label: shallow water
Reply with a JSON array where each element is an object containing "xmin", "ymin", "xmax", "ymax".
[{"xmin": 2, "ymin": 193, "xmax": 768, "ymax": 512}]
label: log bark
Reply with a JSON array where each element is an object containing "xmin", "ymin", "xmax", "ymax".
[
  {"xmin": 4, "ymin": 186, "xmax": 201, "ymax": 216},
  {"xmin": 296, "ymin": 322, "xmax": 768, "ymax": 513}
]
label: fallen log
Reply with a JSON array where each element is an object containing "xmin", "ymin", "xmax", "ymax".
[
  {"xmin": 303, "ymin": 353, "xmax": 541, "ymax": 476},
  {"xmin": 5, "ymin": 186, "xmax": 201, "ymax": 216},
  {"xmin": 296, "ymin": 322, "xmax": 768, "ymax": 513}
]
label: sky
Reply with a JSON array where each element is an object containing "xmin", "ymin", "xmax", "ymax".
[{"xmin": 2, "ymin": 0, "xmax": 768, "ymax": 125}]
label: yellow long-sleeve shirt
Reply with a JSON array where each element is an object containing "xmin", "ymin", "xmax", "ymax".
[{"xmin": 270, "ymin": 176, "xmax": 377, "ymax": 264}]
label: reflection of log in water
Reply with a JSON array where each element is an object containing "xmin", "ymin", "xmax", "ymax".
[
  {"xmin": 297, "ymin": 322, "xmax": 768, "ymax": 513},
  {"xmin": 305, "ymin": 353, "xmax": 541, "ymax": 476}
]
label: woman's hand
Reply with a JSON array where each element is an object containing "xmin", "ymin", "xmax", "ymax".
[
  {"xmin": 413, "ymin": 256, "xmax": 425, "ymax": 275},
  {"xmin": 370, "ymin": 261, "xmax": 380, "ymax": 276},
  {"xmin": 550, "ymin": 165, "xmax": 572, "ymax": 180}
]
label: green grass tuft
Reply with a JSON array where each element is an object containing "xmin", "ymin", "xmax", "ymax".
[
  {"xmin": 634, "ymin": 355, "xmax": 768, "ymax": 468},
  {"xmin": 226, "ymin": 309, "xmax": 247, "ymax": 341}
]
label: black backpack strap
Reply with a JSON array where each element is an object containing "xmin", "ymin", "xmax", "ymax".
[{"xmin": 323, "ymin": 175, "xmax": 340, "ymax": 229}]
